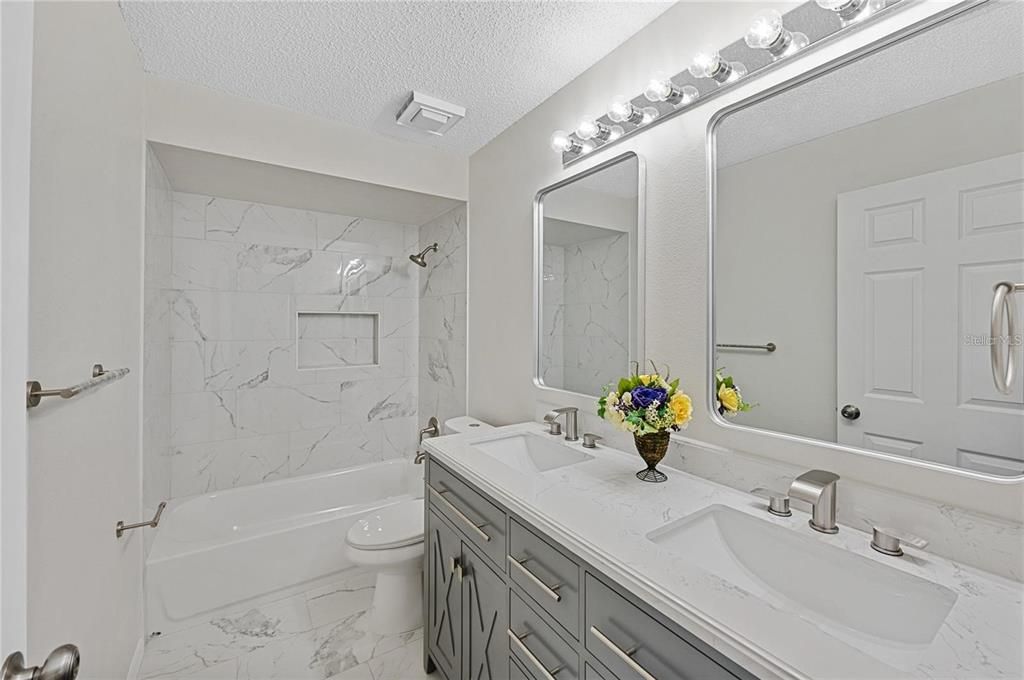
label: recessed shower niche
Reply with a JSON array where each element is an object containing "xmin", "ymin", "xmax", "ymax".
[{"xmin": 296, "ymin": 311, "xmax": 380, "ymax": 369}]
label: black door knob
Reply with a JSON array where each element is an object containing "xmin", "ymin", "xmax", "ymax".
[{"xmin": 840, "ymin": 404, "xmax": 861, "ymax": 420}]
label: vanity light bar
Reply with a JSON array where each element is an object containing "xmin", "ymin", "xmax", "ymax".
[{"xmin": 550, "ymin": 0, "xmax": 904, "ymax": 165}]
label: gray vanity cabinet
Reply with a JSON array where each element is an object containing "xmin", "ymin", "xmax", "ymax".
[{"xmin": 425, "ymin": 458, "xmax": 755, "ymax": 680}]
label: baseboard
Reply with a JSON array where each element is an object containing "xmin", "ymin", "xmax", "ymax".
[{"xmin": 126, "ymin": 636, "xmax": 145, "ymax": 680}]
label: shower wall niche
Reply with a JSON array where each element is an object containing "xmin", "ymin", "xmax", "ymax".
[{"xmin": 142, "ymin": 145, "xmax": 466, "ymax": 509}]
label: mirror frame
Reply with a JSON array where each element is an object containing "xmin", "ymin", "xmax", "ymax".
[
  {"xmin": 706, "ymin": 0, "xmax": 1022, "ymax": 483},
  {"xmin": 533, "ymin": 151, "xmax": 647, "ymax": 400}
]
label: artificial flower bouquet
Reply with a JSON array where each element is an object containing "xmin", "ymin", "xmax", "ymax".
[
  {"xmin": 715, "ymin": 368, "xmax": 755, "ymax": 418},
  {"xmin": 598, "ymin": 363, "xmax": 692, "ymax": 482}
]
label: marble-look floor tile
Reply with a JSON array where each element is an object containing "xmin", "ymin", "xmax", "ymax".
[
  {"xmin": 306, "ymin": 569, "xmax": 376, "ymax": 628},
  {"xmin": 367, "ymin": 639, "xmax": 428, "ymax": 680}
]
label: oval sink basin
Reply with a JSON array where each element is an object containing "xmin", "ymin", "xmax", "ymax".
[
  {"xmin": 646, "ymin": 505, "xmax": 958, "ymax": 646},
  {"xmin": 470, "ymin": 433, "xmax": 593, "ymax": 473}
]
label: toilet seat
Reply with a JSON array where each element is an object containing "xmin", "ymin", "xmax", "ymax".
[{"xmin": 346, "ymin": 499, "xmax": 424, "ymax": 550}]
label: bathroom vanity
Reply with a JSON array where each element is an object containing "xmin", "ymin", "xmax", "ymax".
[{"xmin": 422, "ymin": 424, "xmax": 1022, "ymax": 680}]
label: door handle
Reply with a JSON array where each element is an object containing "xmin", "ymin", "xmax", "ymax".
[
  {"xmin": 991, "ymin": 281, "xmax": 1022, "ymax": 395},
  {"xmin": 840, "ymin": 404, "xmax": 860, "ymax": 420},
  {"xmin": 3, "ymin": 645, "xmax": 80, "ymax": 680}
]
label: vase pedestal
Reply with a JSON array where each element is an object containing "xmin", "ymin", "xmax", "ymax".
[{"xmin": 633, "ymin": 431, "xmax": 670, "ymax": 483}]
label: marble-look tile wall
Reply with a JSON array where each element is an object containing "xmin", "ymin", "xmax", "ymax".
[
  {"xmin": 418, "ymin": 205, "xmax": 468, "ymax": 429},
  {"xmin": 542, "ymin": 234, "xmax": 630, "ymax": 396},
  {"xmin": 151, "ymin": 192, "xmax": 421, "ymax": 499},
  {"xmin": 143, "ymin": 148, "xmax": 174, "ymax": 526}
]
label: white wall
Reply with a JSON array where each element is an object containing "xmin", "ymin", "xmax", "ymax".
[
  {"xmin": 0, "ymin": 0, "xmax": 34, "ymax": 655},
  {"xmin": 717, "ymin": 75, "xmax": 1024, "ymax": 442},
  {"xmin": 466, "ymin": 1, "xmax": 1023, "ymax": 524},
  {"xmin": 145, "ymin": 77, "xmax": 468, "ymax": 202},
  {"xmin": 27, "ymin": 2, "xmax": 144, "ymax": 675}
]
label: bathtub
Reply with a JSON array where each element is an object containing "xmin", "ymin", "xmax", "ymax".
[{"xmin": 145, "ymin": 459, "xmax": 422, "ymax": 633}]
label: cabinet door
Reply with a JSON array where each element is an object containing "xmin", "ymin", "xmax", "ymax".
[
  {"xmin": 428, "ymin": 510, "xmax": 463, "ymax": 680},
  {"xmin": 462, "ymin": 544, "xmax": 509, "ymax": 680}
]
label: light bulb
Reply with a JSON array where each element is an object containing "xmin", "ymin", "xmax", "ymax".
[
  {"xmin": 608, "ymin": 95, "xmax": 636, "ymax": 123},
  {"xmin": 690, "ymin": 51, "xmax": 746, "ymax": 85},
  {"xmin": 745, "ymin": 9, "xmax": 784, "ymax": 49},
  {"xmin": 678, "ymin": 85, "xmax": 699, "ymax": 106},
  {"xmin": 576, "ymin": 117, "xmax": 599, "ymax": 140},
  {"xmin": 641, "ymin": 107, "xmax": 659, "ymax": 125},
  {"xmin": 745, "ymin": 9, "xmax": 809, "ymax": 58},
  {"xmin": 608, "ymin": 125, "xmax": 624, "ymax": 141},
  {"xmin": 816, "ymin": 0, "xmax": 884, "ymax": 23},
  {"xmin": 643, "ymin": 72, "xmax": 675, "ymax": 103},
  {"xmin": 549, "ymin": 130, "xmax": 581, "ymax": 154}
]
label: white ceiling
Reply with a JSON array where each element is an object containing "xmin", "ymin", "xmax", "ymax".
[
  {"xmin": 119, "ymin": 1, "xmax": 675, "ymax": 155},
  {"xmin": 718, "ymin": 1, "xmax": 1024, "ymax": 167}
]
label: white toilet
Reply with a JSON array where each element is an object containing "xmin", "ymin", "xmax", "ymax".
[{"xmin": 345, "ymin": 416, "xmax": 492, "ymax": 634}]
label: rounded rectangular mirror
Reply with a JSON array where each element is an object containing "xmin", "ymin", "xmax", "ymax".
[
  {"xmin": 710, "ymin": 1, "xmax": 1024, "ymax": 479},
  {"xmin": 535, "ymin": 152, "xmax": 644, "ymax": 397}
]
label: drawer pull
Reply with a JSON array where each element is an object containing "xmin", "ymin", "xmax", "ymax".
[
  {"xmin": 428, "ymin": 485, "xmax": 492, "ymax": 543},
  {"xmin": 508, "ymin": 555, "xmax": 562, "ymax": 602},
  {"xmin": 508, "ymin": 629, "xmax": 563, "ymax": 680},
  {"xmin": 590, "ymin": 626, "xmax": 657, "ymax": 680}
]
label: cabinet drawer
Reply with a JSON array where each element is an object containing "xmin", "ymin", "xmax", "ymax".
[
  {"xmin": 509, "ymin": 592, "xmax": 580, "ymax": 680},
  {"xmin": 509, "ymin": 519, "xmax": 580, "ymax": 637},
  {"xmin": 585, "ymin": 574, "xmax": 740, "ymax": 680},
  {"xmin": 428, "ymin": 462, "xmax": 507, "ymax": 569}
]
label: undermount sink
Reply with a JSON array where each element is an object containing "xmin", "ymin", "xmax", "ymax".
[
  {"xmin": 647, "ymin": 505, "xmax": 957, "ymax": 646},
  {"xmin": 470, "ymin": 433, "xmax": 593, "ymax": 473}
]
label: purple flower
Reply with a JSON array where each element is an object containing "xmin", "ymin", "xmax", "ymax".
[{"xmin": 631, "ymin": 386, "xmax": 666, "ymax": 409}]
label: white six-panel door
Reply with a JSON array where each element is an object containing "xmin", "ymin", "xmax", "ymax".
[{"xmin": 837, "ymin": 152, "xmax": 1024, "ymax": 475}]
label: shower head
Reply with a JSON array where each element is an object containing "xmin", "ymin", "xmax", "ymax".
[{"xmin": 410, "ymin": 243, "xmax": 438, "ymax": 268}]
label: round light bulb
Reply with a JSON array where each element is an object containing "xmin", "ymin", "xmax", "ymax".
[
  {"xmin": 815, "ymin": 0, "xmax": 851, "ymax": 9},
  {"xmin": 549, "ymin": 130, "xmax": 572, "ymax": 153},
  {"xmin": 724, "ymin": 62, "xmax": 748, "ymax": 83},
  {"xmin": 641, "ymin": 107, "xmax": 659, "ymax": 125},
  {"xmin": 745, "ymin": 9, "xmax": 784, "ymax": 49},
  {"xmin": 608, "ymin": 125, "xmax": 624, "ymax": 141},
  {"xmin": 643, "ymin": 72, "xmax": 674, "ymax": 103},
  {"xmin": 678, "ymin": 85, "xmax": 699, "ymax": 106},
  {"xmin": 576, "ymin": 117, "xmax": 600, "ymax": 140},
  {"xmin": 608, "ymin": 95, "xmax": 634, "ymax": 123},
  {"xmin": 785, "ymin": 31, "xmax": 809, "ymax": 55},
  {"xmin": 689, "ymin": 51, "xmax": 722, "ymax": 79}
]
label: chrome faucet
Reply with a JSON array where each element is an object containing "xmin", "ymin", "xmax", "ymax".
[
  {"xmin": 414, "ymin": 417, "xmax": 440, "ymax": 464},
  {"xmin": 543, "ymin": 407, "xmax": 579, "ymax": 442},
  {"xmin": 789, "ymin": 470, "xmax": 840, "ymax": 534}
]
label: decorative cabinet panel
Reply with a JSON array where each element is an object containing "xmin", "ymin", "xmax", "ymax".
[{"xmin": 425, "ymin": 459, "xmax": 754, "ymax": 680}]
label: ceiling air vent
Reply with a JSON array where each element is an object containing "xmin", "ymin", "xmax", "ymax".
[{"xmin": 396, "ymin": 91, "xmax": 465, "ymax": 136}]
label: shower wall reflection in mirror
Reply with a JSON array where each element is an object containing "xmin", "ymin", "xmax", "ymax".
[
  {"xmin": 712, "ymin": 1, "xmax": 1024, "ymax": 478},
  {"xmin": 536, "ymin": 153, "xmax": 643, "ymax": 397}
]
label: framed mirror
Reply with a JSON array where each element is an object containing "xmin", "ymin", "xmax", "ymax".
[
  {"xmin": 710, "ymin": 0, "xmax": 1024, "ymax": 479},
  {"xmin": 535, "ymin": 152, "xmax": 645, "ymax": 397}
]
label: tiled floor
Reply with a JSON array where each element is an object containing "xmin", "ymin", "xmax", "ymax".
[{"xmin": 140, "ymin": 568, "xmax": 430, "ymax": 680}]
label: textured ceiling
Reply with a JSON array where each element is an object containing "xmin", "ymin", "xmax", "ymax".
[
  {"xmin": 119, "ymin": 1, "xmax": 675, "ymax": 155},
  {"xmin": 718, "ymin": 1, "xmax": 1024, "ymax": 167}
]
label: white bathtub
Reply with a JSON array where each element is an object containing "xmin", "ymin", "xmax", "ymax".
[{"xmin": 145, "ymin": 459, "xmax": 422, "ymax": 633}]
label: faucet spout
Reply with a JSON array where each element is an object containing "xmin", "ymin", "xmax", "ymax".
[
  {"xmin": 543, "ymin": 407, "xmax": 579, "ymax": 442},
  {"xmin": 789, "ymin": 469, "xmax": 840, "ymax": 534}
]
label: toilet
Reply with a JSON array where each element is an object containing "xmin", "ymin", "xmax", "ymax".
[{"xmin": 345, "ymin": 416, "xmax": 492, "ymax": 634}]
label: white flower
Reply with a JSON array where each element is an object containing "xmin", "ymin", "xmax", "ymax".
[{"xmin": 621, "ymin": 392, "xmax": 633, "ymax": 405}]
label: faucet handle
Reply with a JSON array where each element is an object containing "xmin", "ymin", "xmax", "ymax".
[
  {"xmin": 546, "ymin": 421, "xmax": 562, "ymax": 436},
  {"xmin": 582, "ymin": 433, "xmax": 602, "ymax": 448},
  {"xmin": 750, "ymin": 488, "xmax": 792, "ymax": 517},
  {"xmin": 871, "ymin": 526, "xmax": 928, "ymax": 557}
]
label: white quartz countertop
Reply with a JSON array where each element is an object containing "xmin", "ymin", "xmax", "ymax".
[{"xmin": 424, "ymin": 422, "xmax": 1023, "ymax": 680}]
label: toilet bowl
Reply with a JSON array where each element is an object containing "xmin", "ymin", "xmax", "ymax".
[
  {"xmin": 345, "ymin": 498, "xmax": 425, "ymax": 635},
  {"xmin": 345, "ymin": 417, "xmax": 492, "ymax": 635}
]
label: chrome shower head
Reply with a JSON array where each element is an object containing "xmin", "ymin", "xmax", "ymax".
[{"xmin": 410, "ymin": 243, "xmax": 438, "ymax": 268}]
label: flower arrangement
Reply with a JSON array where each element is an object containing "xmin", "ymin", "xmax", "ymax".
[
  {"xmin": 598, "ymin": 363, "xmax": 692, "ymax": 483},
  {"xmin": 598, "ymin": 364, "xmax": 693, "ymax": 435},
  {"xmin": 715, "ymin": 367, "xmax": 755, "ymax": 417}
]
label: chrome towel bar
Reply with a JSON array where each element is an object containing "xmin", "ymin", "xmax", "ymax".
[
  {"xmin": 991, "ymin": 281, "xmax": 1023, "ymax": 395},
  {"xmin": 26, "ymin": 363, "xmax": 130, "ymax": 408},
  {"xmin": 716, "ymin": 342, "xmax": 776, "ymax": 352},
  {"xmin": 116, "ymin": 502, "xmax": 166, "ymax": 539}
]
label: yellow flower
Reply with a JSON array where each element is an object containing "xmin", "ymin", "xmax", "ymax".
[
  {"xmin": 670, "ymin": 392, "xmax": 693, "ymax": 426},
  {"xmin": 718, "ymin": 385, "xmax": 740, "ymax": 413}
]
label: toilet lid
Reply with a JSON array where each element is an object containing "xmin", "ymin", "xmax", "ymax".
[{"xmin": 347, "ymin": 499, "xmax": 424, "ymax": 550}]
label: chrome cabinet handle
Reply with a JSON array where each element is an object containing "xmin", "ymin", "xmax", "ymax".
[
  {"xmin": 871, "ymin": 526, "xmax": 928, "ymax": 557},
  {"xmin": 508, "ymin": 555, "xmax": 562, "ymax": 602},
  {"xmin": 428, "ymin": 485, "xmax": 491, "ymax": 543},
  {"xmin": 991, "ymin": 281, "xmax": 1022, "ymax": 395},
  {"xmin": 589, "ymin": 626, "xmax": 656, "ymax": 680},
  {"xmin": 508, "ymin": 630, "xmax": 562, "ymax": 680}
]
